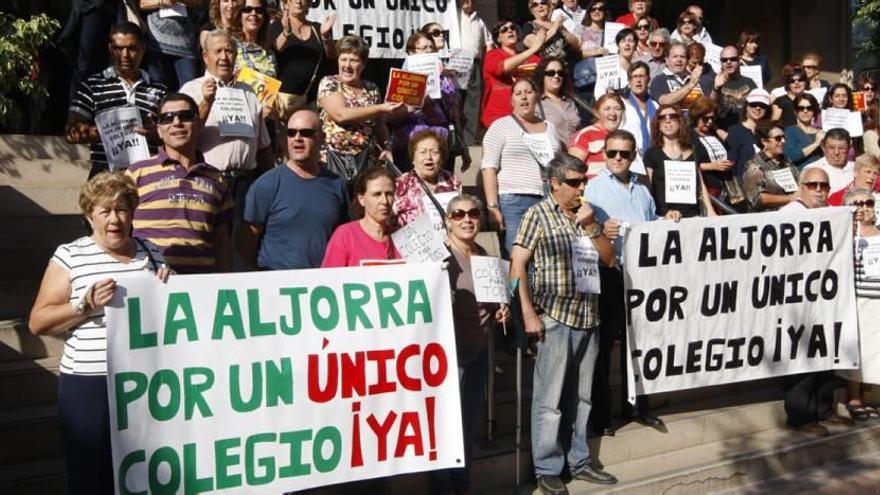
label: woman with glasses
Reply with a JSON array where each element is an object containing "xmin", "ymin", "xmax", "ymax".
[
  {"xmin": 578, "ymin": 0, "xmax": 610, "ymax": 60},
  {"xmin": 632, "ymin": 16, "xmax": 653, "ymax": 57},
  {"xmin": 523, "ymin": 0, "xmax": 580, "ymax": 60},
  {"xmin": 743, "ymin": 122, "xmax": 800, "ymax": 212},
  {"xmin": 536, "ymin": 57, "xmax": 581, "ymax": 144},
  {"xmin": 726, "ymin": 88, "xmax": 770, "ymax": 178},
  {"xmin": 644, "ymin": 104, "xmax": 715, "ymax": 217},
  {"xmin": 689, "ymin": 97, "xmax": 734, "ymax": 202},
  {"xmin": 393, "ymin": 129, "xmax": 461, "ymax": 227},
  {"xmin": 783, "ymin": 93, "xmax": 824, "ymax": 169},
  {"xmin": 569, "ymin": 93, "xmax": 624, "ymax": 177},
  {"xmin": 421, "ymin": 22, "xmax": 447, "ymax": 52},
  {"xmin": 737, "ymin": 29, "xmax": 771, "ymax": 87},
  {"xmin": 671, "ymin": 11, "xmax": 698, "ymax": 46},
  {"xmin": 802, "ymin": 52, "xmax": 831, "ymax": 91},
  {"xmin": 481, "ymin": 19, "xmax": 543, "ymax": 129},
  {"xmin": 771, "ymin": 68, "xmax": 808, "ymax": 127},
  {"xmin": 234, "ymin": 0, "xmax": 276, "ymax": 80},
  {"xmin": 858, "ymin": 74, "xmax": 879, "ymax": 109}
]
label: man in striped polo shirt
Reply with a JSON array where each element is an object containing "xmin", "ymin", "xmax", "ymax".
[
  {"xmin": 66, "ymin": 21, "xmax": 166, "ymax": 178},
  {"xmin": 127, "ymin": 93, "xmax": 234, "ymax": 274}
]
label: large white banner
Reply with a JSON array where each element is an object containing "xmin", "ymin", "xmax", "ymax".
[
  {"xmin": 309, "ymin": 0, "xmax": 460, "ymax": 58},
  {"xmin": 105, "ymin": 263, "xmax": 463, "ymax": 494},
  {"xmin": 623, "ymin": 208, "xmax": 859, "ymax": 399}
]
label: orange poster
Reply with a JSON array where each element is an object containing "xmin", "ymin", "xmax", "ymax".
[
  {"xmin": 236, "ymin": 67, "xmax": 282, "ymax": 107},
  {"xmin": 385, "ymin": 68, "xmax": 428, "ymax": 106},
  {"xmin": 854, "ymin": 91, "xmax": 867, "ymax": 112}
]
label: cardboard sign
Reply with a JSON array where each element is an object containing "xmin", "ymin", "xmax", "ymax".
[
  {"xmin": 664, "ymin": 160, "xmax": 697, "ymax": 204},
  {"xmin": 770, "ymin": 168, "xmax": 798, "ymax": 193},
  {"xmin": 594, "ymin": 54, "xmax": 623, "ymax": 98},
  {"xmin": 391, "ymin": 213, "xmax": 449, "ymax": 263},
  {"xmin": 215, "ymin": 87, "xmax": 255, "ymax": 138},
  {"xmin": 446, "ymin": 49, "xmax": 476, "ymax": 88},
  {"xmin": 402, "ymin": 53, "xmax": 442, "ymax": 99},
  {"xmin": 822, "ymin": 108, "xmax": 864, "ymax": 137},
  {"xmin": 421, "ymin": 191, "xmax": 458, "ymax": 236},
  {"xmin": 385, "ymin": 69, "xmax": 428, "ymax": 107},
  {"xmin": 470, "ymin": 256, "xmax": 510, "ymax": 303},
  {"xmin": 94, "ymin": 106, "xmax": 150, "ymax": 171},
  {"xmin": 854, "ymin": 91, "xmax": 868, "ymax": 112},
  {"xmin": 236, "ymin": 66, "xmax": 282, "ymax": 107},
  {"xmin": 807, "ymin": 87, "xmax": 828, "ymax": 107},
  {"xmin": 602, "ymin": 22, "xmax": 626, "ymax": 54},
  {"xmin": 859, "ymin": 236, "xmax": 880, "ymax": 279},
  {"xmin": 705, "ymin": 44, "xmax": 723, "ymax": 73},
  {"xmin": 740, "ymin": 64, "xmax": 764, "ymax": 90},
  {"xmin": 572, "ymin": 237, "xmax": 601, "ymax": 294}
]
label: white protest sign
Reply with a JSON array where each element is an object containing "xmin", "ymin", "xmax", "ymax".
[
  {"xmin": 594, "ymin": 54, "xmax": 623, "ymax": 98},
  {"xmin": 572, "ymin": 237, "xmax": 601, "ymax": 294},
  {"xmin": 622, "ymin": 208, "xmax": 859, "ymax": 400},
  {"xmin": 769, "ymin": 168, "xmax": 798, "ymax": 193},
  {"xmin": 740, "ymin": 64, "xmax": 763, "ymax": 89},
  {"xmin": 470, "ymin": 256, "xmax": 510, "ymax": 303},
  {"xmin": 822, "ymin": 108, "xmax": 864, "ymax": 137},
  {"xmin": 807, "ymin": 87, "xmax": 828, "ymax": 106},
  {"xmin": 403, "ymin": 53, "xmax": 443, "ymax": 99},
  {"xmin": 602, "ymin": 22, "xmax": 626, "ymax": 54},
  {"xmin": 309, "ymin": 2, "xmax": 460, "ymax": 59},
  {"xmin": 105, "ymin": 264, "xmax": 464, "ymax": 494},
  {"xmin": 392, "ymin": 213, "xmax": 450, "ymax": 263},
  {"xmin": 421, "ymin": 191, "xmax": 458, "ymax": 236},
  {"xmin": 705, "ymin": 44, "xmax": 722, "ymax": 73},
  {"xmin": 215, "ymin": 87, "xmax": 255, "ymax": 138},
  {"xmin": 446, "ymin": 49, "xmax": 476, "ymax": 88},
  {"xmin": 859, "ymin": 236, "xmax": 880, "ymax": 278},
  {"xmin": 699, "ymin": 136, "xmax": 728, "ymax": 162},
  {"xmin": 94, "ymin": 106, "xmax": 150, "ymax": 171},
  {"xmin": 664, "ymin": 161, "xmax": 697, "ymax": 204},
  {"xmin": 159, "ymin": 5, "xmax": 187, "ymax": 17},
  {"xmin": 521, "ymin": 131, "xmax": 556, "ymax": 167}
]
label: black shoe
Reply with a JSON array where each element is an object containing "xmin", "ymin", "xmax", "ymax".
[
  {"xmin": 573, "ymin": 464, "xmax": 618, "ymax": 485},
  {"xmin": 536, "ymin": 475, "xmax": 569, "ymax": 494},
  {"xmin": 633, "ymin": 412, "xmax": 666, "ymax": 431}
]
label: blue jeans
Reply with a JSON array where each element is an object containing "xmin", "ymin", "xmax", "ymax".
[
  {"xmin": 499, "ymin": 193, "xmax": 543, "ymax": 258},
  {"xmin": 145, "ymin": 51, "xmax": 200, "ymax": 91},
  {"xmin": 531, "ymin": 315, "xmax": 599, "ymax": 477}
]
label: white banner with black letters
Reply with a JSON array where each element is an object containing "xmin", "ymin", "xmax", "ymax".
[{"xmin": 622, "ymin": 208, "xmax": 859, "ymax": 399}]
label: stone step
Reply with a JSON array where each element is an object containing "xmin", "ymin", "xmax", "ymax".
[
  {"xmin": 719, "ymin": 450, "xmax": 880, "ymax": 494},
  {"xmin": 0, "ymin": 185, "xmax": 82, "ymax": 216},
  {"xmin": 0, "ymin": 405, "xmax": 61, "ymax": 465},
  {"xmin": 0, "ymin": 356, "xmax": 60, "ymax": 410},
  {"xmin": 0, "ymin": 457, "xmax": 66, "ymax": 494},
  {"xmin": 0, "ymin": 280, "xmax": 39, "ymax": 321},
  {"xmin": 0, "ymin": 159, "xmax": 90, "ymax": 188},
  {"xmin": 0, "ymin": 245, "xmax": 55, "ymax": 282},
  {"xmin": 0, "ymin": 134, "xmax": 89, "ymax": 161},
  {"xmin": 0, "ymin": 318, "xmax": 65, "ymax": 363},
  {"xmin": 0, "ymin": 215, "xmax": 85, "ymax": 246}
]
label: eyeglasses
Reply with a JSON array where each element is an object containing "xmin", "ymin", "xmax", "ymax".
[
  {"xmin": 803, "ymin": 181, "xmax": 831, "ymax": 192},
  {"xmin": 748, "ymin": 103, "xmax": 769, "ymax": 110},
  {"xmin": 427, "ymin": 29, "xmax": 444, "ymax": 38},
  {"xmin": 589, "ymin": 5, "xmax": 605, "ymax": 12},
  {"xmin": 864, "ymin": 85, "xmax": 876, "ymax": 91},
  {"xmin": 721, "ymin": 57, "xmax": 738, "ymax": 63},
  {"xmin": 530, "ymin": 0, "xmax": 548, "ymax": 7},
  {"xmin": 499, "ymin": 24, "xmax": 516, "ymax": 34},
  {"xmin": 544, "ymin": 69, "xmax": 564, "ymax": 77},
  {"xmin": 802, "ymin": 64, "xmax": 818, "ymax": 70},
  {"xmin": 561, "ymin": 177, "xmax": 588, "ymax": 187},
  {"xmin": 852, "ymin": 199, "xmax": 876, "ymax": 207},
  {"xmin": 648, "ymin": 41, "xmax": 666, "ymax": 47},
  {"xmin": 698, "ymin": 115, "xmax": 715, "ymax": 122},
  {"xmin": 606, "ymin": 149, "xmax": 635, "ymax": 160},
  {"xmin": 635, "ymin": 24, "xmax": 651, "ymax": 30},
  {"xmin": 241, "ymin": 5, "xmax": 265, "ymax": 14},
  {"xmin": 789, "ymin": 77, "xmax": 805, "ymax": 83},
  {"xmin": 448, "ymin": 208, "xmax": 481, "ymax": 220},
  {"xmin": 158, "ymin": 109, "xmax": 197, "ymax": 125},
  {"xmin": 796, "ymin": 105, "xmax": 814, "ymax": 112},
  {"xmin": 658, "ymin": 113, "xmax": 679, "ymax": 122},
  {"xmin": 287, "ymin": 127, "xmax": 319, "ymax": 138},
  {"xmin": 767, "ymin": 135, "xmax": 785, "ymax": 142},
  {"xmin": 680, "ymin": 19, "xmax": 695, "ymax": 25}
]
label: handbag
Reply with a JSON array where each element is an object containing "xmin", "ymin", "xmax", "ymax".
[
  {"xmin": 722, "ymin": 175, "xmax": 749, "ymax": 212},
  {"xmin": 324, "ymin": 144, "xmax": 375, "ymax": 183}
]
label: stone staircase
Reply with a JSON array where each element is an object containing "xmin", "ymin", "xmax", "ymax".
[{"xmin": 2, "ymin": 136, "xmax": 880, "ymax": 494}]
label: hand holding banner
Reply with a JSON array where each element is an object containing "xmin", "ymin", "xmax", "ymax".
[{"xmin": 391, "ymin": 214, "xmax": 450, "ymax": 263}]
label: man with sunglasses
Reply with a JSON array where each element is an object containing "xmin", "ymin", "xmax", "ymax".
[
  {"xmin": 714, "ymin": 45, "xmax": 757, "ymax": 130},
  {"xmin": 803, "ymin": 128, "xmax": 855, "ymax": 195},
  {"xmin": 127, "ymin": 93, "xmax": 234, "ymax": 274},
  {"xmin": 510, "ymin": 155, "xmax": 617, "ymax": 493},
  {"xmin": 637, "ymin": 27, "xmax": 670, "ymax": 80},
  {"xmin": 67, "ymin": 22, "xmax": 167, "ymax": 178},
  {"xmin": 238, "ymin": 110, "xmax": 349, "ymax": 270},
  {"xmin": 780, "ymin": 167, "xmax": 831, "ymax": 211}
]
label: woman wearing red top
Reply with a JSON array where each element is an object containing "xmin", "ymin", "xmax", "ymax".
[
  {"xmin": 480, "ymin": 19, "xmax": 544, "ymax": 129},
  {"xmin": 568, "ymin": 92, "xmax": 624, "ymax": 177}
]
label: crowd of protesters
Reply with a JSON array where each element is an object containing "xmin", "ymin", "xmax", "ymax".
[{"xmin": 26, "ymin": 0, "xmax": 880, "ymax": 494}]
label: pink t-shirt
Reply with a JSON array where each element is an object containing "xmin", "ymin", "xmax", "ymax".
[{"xmin": 320, "ymin": 220, "xmax": 402, "ymax": 268}]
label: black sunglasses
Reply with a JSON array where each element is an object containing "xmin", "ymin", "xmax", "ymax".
[
  {"xmin": 287, "ymin": 127, "xmax": 319, "ymax": 138},
  {"xmin": 864, "ymin": 85, "xmax": 876, "ymax": 91},
  {"xmin": 606, "ymin": 149, "xmax": 635, "ymax": 160},
  {"xmin": 635, "ymin": 24, "xmax": 651, "ymax": 30},
  {"xmin": 158, "ymin": 109, "xmax": 197, "ymax": 125},
  {"xmin": 748, "ymin": 103, "xmax": 769, "ymax": 110},
  {"xmin": 589, "ymin": 5, "xmax": 605, "ymax": 12},
  {"xmin": 803, "ymin": 181, "xmax": 830, "ymax": 192},
  {"xmin": 428, "ymin": 29, "xmax": 444, "ymax": 38},
  {"xmin": 499, "ymin": 24, "xmax": 516, "ymax": 34},
  {"xmin": 698, "ymin": 115, "xmax": 715, "ymax": 122},
  {"xmin": 721, "ymin": 57, "xmax": 738, "ymax": 63},
  {"xmin": 448, "ymin": 208, "xmax": 481, "ymax": 221},
  {"xmin": 789, "ymin": 77, "xmax": 805, "ymax": 83},
  {"xmin": 767, "ymin": 135, "xmax": 785, "ymax": 142},
  {"xmin": 561, "ymin": 177, "xmax": 588, "ymax": 188},
  {"xmin": 796, "ymin": 105, "xmax": 814, "ymax": 111},
  {"xmin": 658, "ymin": 113, "xmax": 679, "ymax": 122},
  {"xmin": 544, "ymin": 69, "xmax": 564, "ymax": 77},
  {"xmin": 853, "ymin": 199, "xmax": 876, "ymax": 207},
  {"xmin": 241, "ymin": 5, "xmax": 265, "ymax": 14}
]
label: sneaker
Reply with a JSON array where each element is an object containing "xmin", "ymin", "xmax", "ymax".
[
  {"xmin": 536, "ymin": 475, "xmax": 569, "ymax": 494},
  {"xmin": 573, "ymin": 464, "xmax": 618, "ymax": 485}
]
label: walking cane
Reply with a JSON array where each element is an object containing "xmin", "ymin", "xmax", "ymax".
[{"xmin": 508, "ymin": 278, "xmax": 522, "ymax": 493}]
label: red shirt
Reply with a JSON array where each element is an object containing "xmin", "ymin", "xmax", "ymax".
[
  {"xmin": 569, "ymin": 124, "xmax": 610, "ymax": 177},
  {"xmin": 826, "ymin": 183, "xmax": 850, "ymax": 206},
  {"xmin": 614, "ymin": 13, "xmax": 658, "ymax": 28},
  {"xmin": 481, "ymin": 48, "xmax": 541, "ymax": 128}
]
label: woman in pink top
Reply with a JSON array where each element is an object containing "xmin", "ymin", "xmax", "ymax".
[{"xmin": 321, "ymin": 167, "xmax": 401, "ymax": 267}]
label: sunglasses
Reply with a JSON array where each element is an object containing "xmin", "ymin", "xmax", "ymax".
[
  {"xmin": 589, "ymin": 5, "xmax": 605, "ymax": 12},
  {"xmin": 748, "ymin": 103, "xmax": 769, "ymax": 110},
  {"xmin": 767, "ymin": 135, "xmax": 785, "ymax": 142},
  {"xmin": 796, "ymin": 105, "xmax": 814, "ymax": 112},
  {"xmin": 680, "ymin": 19, "xmax": 695, "ymax": 25},
  {"xmin": 789, "ymin": 77, "xmax": 805, "ymax": 83},
  {"xmin": 658, "ymin": 113, "xmax": 679, "ymax": 122},
  {"xmin": 530, "ymin": 0, "xmax": 548, "ymax": 7},
  {"xmin": 852, "ymin": 199, "xmax": 876, "ymax": 207},
  {"xmin": 698, "ymin": 115, "xmax": 715, "ymax": 122},
  {"xmin": 544, "ymin": 69, "xmax": 564, "ymax": 77},
  {"xmin": 803, "ymin": 181, "xmax": 831, "ymax": 192},
  {"xmin": 158, "ymin": 109, "xmax": 197, "ymax": 125},
  {"xmin": 428, "ymin": 29, "xmax": 444, "ymax": 38},
  {"xmin": 561, "ymin": 177, "xmax": 588, "ymax": 187},
  {"xmin": 721, "ymin": 57, "xmax": 739, "ymax": 63},
  {"xmin": 241, "ymin": 5, "xmax": 265, "ymax": 14},
  {"xmin": 499, "ymin": 24, "xmax": 516, "ymax": 34},
  {"xmin": 649, "ymin": 41, "xmax": 666, "ymax": 47},
  {"xmin": 802, "ymin": 64, "xmax": 818, "ymax": 69},
  {"xmin": 606, "ymin": 149, "xmax": 635, "ymax": 160},
  {"xmin": 448, "ymin": 208, "xmax": 481, "ymax": 221},
  {"xmin": 635, "ymin": 24, "xmax": 651, "ymax": 30},
  {"xmin": 864, "ymin": 86, "xmax": 876, "ymax": 91},
  {"xmin": 287, "ymin": 127, "xmax": 319, "ymax": 138}
]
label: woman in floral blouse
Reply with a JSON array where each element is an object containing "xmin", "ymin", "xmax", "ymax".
[
  {"xmin": 394, "ymin": 129, "xmax": 461, "ymax": 227},
  {"xmin": 317, "ymin": 35, "xmax": 406, "ymax": 181}
]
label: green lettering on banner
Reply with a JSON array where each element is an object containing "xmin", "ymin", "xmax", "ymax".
[
  {"xmin": 279, "ymin": 287, "xmax": 307, "ymax": 335},
  {"xmin": 343, "ymin": 283, "xmax": 374, "ymax": 330},
  {"xmin": 375, "ymin": 281, "xmax": 404, "ymax": 327},
  {"xmin": 148, "ymin": 369, "xmax": 181, "ymax": 421},
  {"xmin": 245, "ymin": 433, "xmax": 277, "ymax": 486},
  {"xmin": 230, "ymin": 362, "xmax": 263, "ymax": 412},
  {"xmin": 248, "ymin": 289, "xmax": 277, "ymax": 336},
  {"xmin": 265, "ymin": 358, "xmax": 294, "ymax": 407},
  {"xmin": 128, "ymin": 297, "xmax": 158, "ymax": 349},
  {"xmin": 183, "ymin": 367, "xmax": 215, "ymax": 420},
  {"xmin": 408, "ymin": 280, "xmax": 433, "ymax": 324},
  {"xmin": 183, "ymin": 443, "xmax": 213, "ymax": 494},
  {"xmin": 311, "ymin": 286, "xmax": 340, "ymax": 331},
  {"xmin": 115, "ymin": 371, "xmax": 147, "ymax": 430},
  {"xmin": 148, "ymin": 446, "xmax": 181, "ymax": 494},
  {"xmin": 213, "ymin": 289, "xmax": 246, "ymax": 340},
  {"xmin": 313, "ymin": 426, "xmax": 342, "ymax": 473},
  {"xmin": 215, "ymin": 438, "xmax": 242, "ymax": 489},
  {"xmin": 118, "ymin": 449, "xmax": 147, "ymax": 495},
  {"xmin": 278, "ymin": 430, "xmax": 312, "ymax": 477},
  {"xmin": 164, "ymin": 292, "xmax": 198, "ymax": 345}
]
